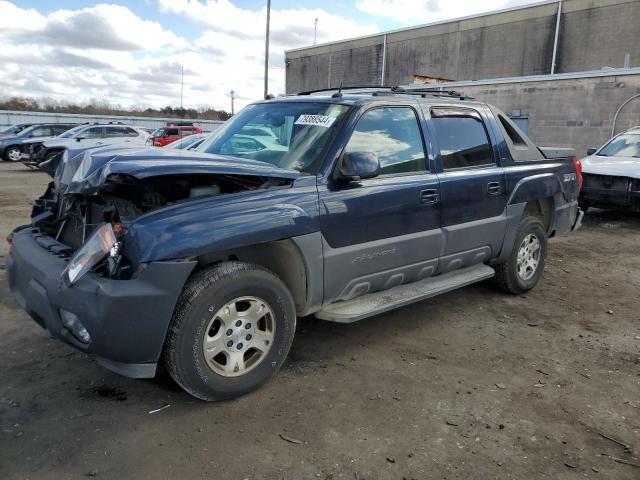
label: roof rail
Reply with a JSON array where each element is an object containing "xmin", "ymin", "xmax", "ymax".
[{"xmin": 295, "ymin": 85, "xmax": 473, "ymax": 100}]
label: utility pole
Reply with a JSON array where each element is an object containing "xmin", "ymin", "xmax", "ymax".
[
  {"xmin": 180, "ymin": 65, "xmax": 184, "ymax": 109},
  {"xmin": 313, "ymin": 18, "xmax": 318, "ymax": 45},
  {"xmin": 264, "ymin": 0, "xmax": 271, "ymax": 99},
  {"xmin": 230, "ymin": 89, "xmax": 235, "ymax": 116}
]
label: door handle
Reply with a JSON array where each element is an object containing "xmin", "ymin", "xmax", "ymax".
[
  {"xmin": 420, "ymin": 189, "xmax": 439, "ymax": 204},
  {"xmin": 487, "ymin": 182, "xmax": 501, "ymax": 196}
]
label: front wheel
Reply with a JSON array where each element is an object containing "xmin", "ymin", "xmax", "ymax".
[
  {"xmin": 163, "ymin": 262, "xmax": 296, "ymax": 401},
  {"xmin": 4, "ymin": 146, "xmax": 21, "ymax": 162},
  {"xmin": 493, "ymin": 216, "xmax": 548, "ymax": 294}
]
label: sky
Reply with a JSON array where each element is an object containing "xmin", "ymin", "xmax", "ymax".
[{"xmin": 0, "ymin": 0, "xmax": 540, "ymax": 112}]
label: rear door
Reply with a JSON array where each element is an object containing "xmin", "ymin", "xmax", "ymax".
[
  {"xmin": 428, "ymin": 106, "xmax": 507, "ymax": 271},
  {"xmin": 77, "ymin": 126, "xmax": 105, "ymax": 147},
  {"xmin": 318, "ymin": 104, "xmax": 442, "ymax": 302}
]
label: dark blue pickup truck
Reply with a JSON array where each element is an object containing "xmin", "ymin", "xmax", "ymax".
[{"xmin": 7, "ymin": 88, "xmax": 583, "ymax": 401}]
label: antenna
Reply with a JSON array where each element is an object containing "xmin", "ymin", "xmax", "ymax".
[{"xmin": 331, "ymin": 81, "xmax": 343, "ymax": 98}]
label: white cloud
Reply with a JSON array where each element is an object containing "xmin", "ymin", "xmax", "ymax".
[
  {"xmin": 355, "ymin": 0, "xmax": 534, "ymax": 24},
  {"xmin": 0, "ymin": 1, "xmax": 380, "ymax": 112}
]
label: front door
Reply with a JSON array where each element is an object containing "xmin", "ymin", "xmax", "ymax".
[
  {"xmin": 318, "ymin": 105, "xmax": 442, "ymax": 303},
  {"xmin": 429, "ymin": 107, "xmax": 507, "ymax": 272}
]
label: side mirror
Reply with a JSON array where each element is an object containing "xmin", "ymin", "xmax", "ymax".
[
  {"xmin": 75, "ymin": 137, "xmax": 84, "ymax": 142},
  {"xmin": 337, "ymin": 152, "xmax": 381, "ymax": 181},
  {"xmin": 586, "ymin": 148, "xmax": 597, "ymax": 156}
]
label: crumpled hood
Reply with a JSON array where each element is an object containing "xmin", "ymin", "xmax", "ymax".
[
  {"xmin": 581, "ymin": 155, "xmax": 640, "ymax": 179},
  {"xmin": 56, "ymin": 145, "xmax": 300, "ymax": 194}
]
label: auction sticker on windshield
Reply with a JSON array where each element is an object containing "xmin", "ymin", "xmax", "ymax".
[{"xmin": 294, "ymin": 115, "xmax": 336, "ymax": 128}]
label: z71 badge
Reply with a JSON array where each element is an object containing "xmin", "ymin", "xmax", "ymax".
[{"xmin": 563, "ymin": 173, "xmax": 577, "ymax": 182}]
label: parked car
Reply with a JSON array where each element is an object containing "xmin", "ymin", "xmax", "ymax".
[
  {"xmin": 1, "ymin": 123, "xmax": 34, "ymax": 135},
  {"xmin": 20, "ymin": 123, "xmax": 149, "ymax": 166},
  {"xmin": 579, "ymin": 127, "xmax": 640, "ymax": 212},
  {"xmin": 164, "ymin": 133, "xmax": 208, "ymax": 150},
  {"xmin": 149, "ymin": 125, "xmax": 203, "ymax": 147},
  {"xmin": 7, "ymin": 88, "xmax": 583, "ymax": 401},
  {"xmin": 0, "ymin": 123, "xmax": 77, "ymax": 162}
]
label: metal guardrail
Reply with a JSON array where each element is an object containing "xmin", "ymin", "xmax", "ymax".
[{"xmin": 0, "ymin": 110, "xmax": 225, "ymax": 131}]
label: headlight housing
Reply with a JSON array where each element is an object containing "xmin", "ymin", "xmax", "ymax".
[{"xmin": 61, "ymin": 223, "xmax": 117, "ymax": 286}]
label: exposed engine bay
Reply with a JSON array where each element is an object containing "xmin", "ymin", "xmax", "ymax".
[{"xmin": 31, "ymin": 172, "xmax": 290, "ymax": 279}]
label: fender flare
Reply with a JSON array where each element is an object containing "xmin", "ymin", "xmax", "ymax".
[{"xmin": 507, "ymin": 173, "xmax": 564, "ymax": 205}]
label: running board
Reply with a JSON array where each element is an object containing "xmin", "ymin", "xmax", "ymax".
[{"xmin": 315, "ymin": 264, "xmax": 495, "ymax": 323}]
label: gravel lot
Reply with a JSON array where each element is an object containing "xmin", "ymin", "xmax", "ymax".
[{"xmin": 1, "ymin": 161, "xmax": 639, "ymax": 479}]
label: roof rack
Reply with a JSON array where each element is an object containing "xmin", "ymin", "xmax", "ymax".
[{"xmin": 295, "ymin": 85, "xmax": 473, "ymax": 100}]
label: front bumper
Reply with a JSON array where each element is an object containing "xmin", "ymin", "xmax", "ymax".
[{"xmin": 7, "ymin": 228, "xmax": 196, "ymax": 378}]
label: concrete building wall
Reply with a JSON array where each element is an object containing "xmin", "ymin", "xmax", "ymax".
[
  {"xmin": 440, "ymin": 72, "xmax": 640, "ymax": 157},
  {"xmin": 285, "ymin": 0, "xmax": 640, "ymax": 93}
]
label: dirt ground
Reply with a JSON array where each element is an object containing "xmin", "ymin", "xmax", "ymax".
[{"xmin": 0, "ymin": 161, "xmax": 638, "ymax": 480}]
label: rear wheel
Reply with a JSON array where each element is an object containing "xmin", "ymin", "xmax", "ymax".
[
  {"xmin": 493, "ymin": 216, "xmax": 547, "ymax": 294},
  {"xmin": 4, "ymin": 146, "xmax": 21, "ymax": 162},
  {"xmin": 163, "ymin": 261, "xmax": 296, "ymax": 401}
]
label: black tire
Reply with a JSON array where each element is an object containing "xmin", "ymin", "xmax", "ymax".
[
  {"xmin": 4, "ymin": 145, "xmax": 21, "ymax": 162},
  {"xmin": 163, "ymin": 261, "xmax": 296, "ymax": 401},
  {"xmin": 493, "ymin": 216, "xmax": 548, "ymax": 295}
]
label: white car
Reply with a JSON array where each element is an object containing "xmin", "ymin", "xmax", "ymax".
[
  {"xmin": 21, "ymin": 124, "xmax": 150, "ymax": 165},
  {"xmin": 579, "ymin": 126, "xmax": 640, "ymax": 212}
]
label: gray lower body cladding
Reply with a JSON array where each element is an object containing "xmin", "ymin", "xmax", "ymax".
[{"xmin": 7, "ymin": 228, "xmax": 196, "ymax": 378}]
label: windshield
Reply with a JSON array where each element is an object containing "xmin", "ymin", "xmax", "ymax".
[
  {"xmin": 598, "ymin": 133, "xmax": 640, "ymax": 158},
  {"xmin": 196, "ymin": 102, "xmax": 348, "ymax": 172},
  {"xmin": 59, "ymin": 125, "xmax": 86, "ymax": 138},
  {"xmin": 151, "ymin": 128, "xmax": 165, "ymax": 137},
  {"xmin": 1, "ymin": 125, "xmax": 22, "ymax": 134}
]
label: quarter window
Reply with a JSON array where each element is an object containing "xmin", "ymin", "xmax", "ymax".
[
  {"xmin": 345, "ymin": 107, "xmax": 426, "ymax": 175},
  {"xmin": 431, "ymin": 109, "xmax": 494, "ymax": 169}
]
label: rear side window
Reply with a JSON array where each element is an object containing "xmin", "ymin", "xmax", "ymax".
[
  {"xmin": 80, "ymin": 127, "xmax": 103, "ymax": 138},
  {"xmin": 106, "ymin": 126, "xmax": 126, "ymax": 137},
  {"xmin": 431, "ymin": 109, "xmax": 494, "ymax": 169},
  {"xmin": 345, "ymin": 107, "xmax": 426, "ymax": 175},
  {"xmin": 52, "ymin": 125, "xmax": 72, "ymax": 135}
]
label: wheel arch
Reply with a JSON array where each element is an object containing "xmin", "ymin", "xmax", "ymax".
[{"xmin": 191, "ymin": 233, "xmax": 323, "ymax": 316}]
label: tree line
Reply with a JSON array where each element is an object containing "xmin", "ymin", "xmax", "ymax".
[{"xmin": 0, "ymin": 97, "xmax": 232, "ymax": 121}]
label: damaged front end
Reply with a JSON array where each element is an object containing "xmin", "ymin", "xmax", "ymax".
[{"xmin": 29, "ymin": 147, "xmax": 298, "ymax": 284}]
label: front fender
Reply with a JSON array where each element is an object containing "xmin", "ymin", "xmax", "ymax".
[{"xmin": 122, "ymin": 184, "xmax": 320, "ymax": 265}]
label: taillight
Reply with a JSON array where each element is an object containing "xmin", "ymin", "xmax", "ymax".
[{"xmin": 571, "ymin": 156, "xmax": 583, "ymax": 191}]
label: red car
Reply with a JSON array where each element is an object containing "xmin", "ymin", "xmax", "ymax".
[{"xmin": 149, "ymin": 125, "xmax": 203, "ymax": 147}]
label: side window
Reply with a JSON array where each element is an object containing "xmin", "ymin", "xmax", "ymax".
[
  {"xmin": 52, "ymin": 125, "xmax": 71, "ymax": 135},
  {"xmin": 81, "ymin": 127, "xmax": 103, "ymax": 138},
  {"xmin": 124, "ymin": 127, "xmax": 139, "ymax": 137},
  {"xmin": 166, "ymin": 128, "xmax": 179, "ymax": 136},
  {"xmin": 431, "ymin": 109, "xmax": 494, "ymax": 169},
  {"xmin": 30, "ymin": 126, "xmax": 51, "ymax": 137},
  {"xmin": 106, "ymin": 126, "xmax": 126, "ymax": 137},
  {"xmin": 344, "ymin": 107, "xmax": 426, "ymax": 175}
]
